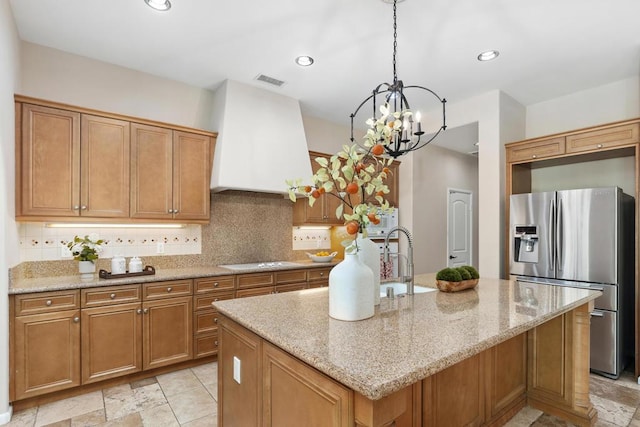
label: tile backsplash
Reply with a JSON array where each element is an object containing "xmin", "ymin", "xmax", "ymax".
[
  {"xmin": 292, "ymin": 228, "xmax": 332, "ymax": 251},
  {"xmin": 19, "ymin": 224, "xmax": 202, "ymax": 262}
]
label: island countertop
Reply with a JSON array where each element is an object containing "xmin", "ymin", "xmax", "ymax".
[{"xmin": 213, "ymin": 273, "xmax": 601, "ymax": 400}]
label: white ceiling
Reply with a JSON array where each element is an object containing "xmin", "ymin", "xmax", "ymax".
[{"xmin": 8, "ymin": 0, "xmax": 640, "ymax": 154}]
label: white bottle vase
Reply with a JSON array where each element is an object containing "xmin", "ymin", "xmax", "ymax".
[
  {"xmin": 329, "ymin": 253, "xmax": 374, "ymax": 321},
  {"xmin": 356, "ymin": 233, "xmax": 381, "ymax": 305},
  {"xmin": 78, "ymin": 260, "xmax": 96, "ymax": 281}
]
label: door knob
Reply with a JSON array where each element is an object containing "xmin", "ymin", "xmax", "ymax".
[{"xmin": 449, "ymin": 255, "xmax": 457, "ymax": 259}]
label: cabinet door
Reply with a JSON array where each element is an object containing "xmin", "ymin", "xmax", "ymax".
[
  {"xmin": 143, "ymin": 296, "xmax": 192, "ymax": 370},
  {"xmin": 81, "ymin": 115, "xmax": 130, "ymax": 217},
  {"xmin": 14, "ymin": 309, "xmax": 81, "ymax": 399},
  {"xmin": 263, "ymin": 341, "xmax": 352, "ymax": 426},
  {"xmin": 20, "ymin": 104, "xmax": 80, "ymax": 217},
  {"xmin": 384, "ymin": 161, "xmax": 400, "ymax": 208},
  {"xmin": 173, "ymin": 131, "xmax": 211, "ymax": 220},
  {"xmin": 81, "ymin": 303, "xmax": 142, "ymax": 384},
  {"xmin": 487, "ymin": 333, "xmax": 527, "ymax": 419},
  {"xmin": 130, "ymin": 123, "xmax": 173, "ymax": 219}
]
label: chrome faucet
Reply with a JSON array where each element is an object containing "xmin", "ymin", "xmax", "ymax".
[{"xmin": 383, "ymin": 226, "xmax": 415, "ymax": 295}]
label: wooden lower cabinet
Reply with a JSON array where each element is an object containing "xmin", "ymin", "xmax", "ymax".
[
  {"xmin": 143, "ymin": 296, "xmax": 193, "ymax": 370},
  {"xmin": 263, "ymin": 341, "xmax": 352, "ymax": 426},
  {"xmin": 81, "ymin": 302, "xmax": 143, "ymax": 384},
  {"xmin": 13, "ymin": 308, "xmax": 81, "ymax": 400}
]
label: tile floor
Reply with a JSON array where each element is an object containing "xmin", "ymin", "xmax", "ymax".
[
  {"xmin": 6, "ymin": 362, "xmax": 218, "ymax": 427},
  {"xmin": 5, "ymin": 364, "xmax": 640, "ymax": 426}
]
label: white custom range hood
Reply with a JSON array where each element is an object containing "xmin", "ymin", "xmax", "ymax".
[{"xmin": 210, "ymin": 80, "xmax": 312, "ymax": 194}]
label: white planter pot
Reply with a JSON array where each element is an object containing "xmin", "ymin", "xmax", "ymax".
[
  {"xmin": 328, "ymin": 253, "xmax": 374, "ymax": 321},
  {"xmin": 356, "ymin": 233, "xmax": 381, "ymax": 305},
  {"xmin": 78, "ymin": 260, "xmax": 96, "ymax": 281}
]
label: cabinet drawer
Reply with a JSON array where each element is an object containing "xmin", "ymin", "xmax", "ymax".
[
  {"xmin": 194, "ymin": 291, "xmax": 234, "ymax": 311},
  {"xmin": 14, "ymin": 290, "xmax": 80, "ymax": 316},
  {"xmin": 566, "ymin": 123, "xmax": 640, "ymax": 154},
  {"xmin": 194, "ymin": 276, "xmax": 235, "ymax": 294},
  {"xmin": 194, "ymin": 309, "xmax": 219, "ymax": 335},
  {"xmin": 275, "ymin": 283, "xmax": 307, "ymax": 293},
  {"xmin": 507, "ymin": 137, "xmax": 565, "ymax": 163},
  {"xmin": 308, "ymin": 281, "xmax": 328, "ymax": 289},
  {"xmin": 237, "ymin": 272, "xmax": 274, "ymax": 289},
  {"xmin": 236, "ymin": 287, "xmax": 274, "ymax": 298},
  {"xmin": 308, "ymin": 268, "xmax": 331, "ymax": 282},
  {"xmin": 194, "ymin": 333, "xmax": 218, "ymax": 358},
  {"xmin": 275, "ymin": 269, "xmax": 307, "ymax": 285},
  {"xmin": 81, "ymin": 285, "xmax": 141, "ymax": 308},
  {"xmin": 143, "ymin": 280, "xmax": 193, "ymax": 300}
]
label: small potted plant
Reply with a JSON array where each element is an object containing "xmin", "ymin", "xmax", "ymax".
[
  {"xmin": 435, "ymin": 266, "xmax": 479, "ymax": 292},
  {"xmin": 67, "ymin": 234, "xmax": 104, "ymax": 280}
]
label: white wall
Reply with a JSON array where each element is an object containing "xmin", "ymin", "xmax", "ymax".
[
  {"xmin": 412, "ymin": 145, "xmax": 479, "ymax": 274},
  {"xmin": 302, "ymin": 114, "xmax": 353, "ymax": 154},
  {"xmin": 20, "ymin": 42, "xmax": 216, "ymax": 130},
  {"xmin": 0, "ymin": 0, "xmax": 21, "ymax": 423},
  {"xmin": 526, "ymin": 76, "xmax": 640, "ymax": 138}
]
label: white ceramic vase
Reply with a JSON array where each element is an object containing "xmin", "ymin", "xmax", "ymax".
[
  {"xmin": 356, "ymin": 233, "xmax": 381, "ymax": 305},
  {"xmin": 78, "ymin": 260, "xmax": 96, "ymax": 281},
  {"xmin": 328, "ymin": 253, "xmax": 374, "ymax": 321}
]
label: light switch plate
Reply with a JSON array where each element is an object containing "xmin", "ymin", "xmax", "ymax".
[{"xmin": 233, "ymin": 356, "xmax": 241, "ymax": 384}]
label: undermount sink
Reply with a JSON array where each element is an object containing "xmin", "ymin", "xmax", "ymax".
[
  {"xmin": 220, "ymin": 261, "xmax": 304, "ymax": 271},
  {"xmin": 380, "ymin": 282, "xmax": 437, "ymax": 297}
]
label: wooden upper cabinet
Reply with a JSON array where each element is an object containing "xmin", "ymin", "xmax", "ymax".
[
  {"xmin": 384, "ymin": 161, "xmax": 400, "ymax": 208},
  {"xmin": 20, "ymin": 103, "xmax": 81, "ymax": 217},
  {"xmin": 131, "ymin": 124, "xmax": 211, "ymax": 221},
  {"xmin": 130, "ymin": 123, "xmax": 173, "ymax": 220},
  {"xmin": 173, "ymin": 131, "xmax": 211, "ymax": 221},
  {"xmin": 81, "ymin": 115, "xmax": 130, "ymax": 217},
  {"xmin": 506, "ymin": 136, "xmax": 566, "ymax": 164},
  {"xmin": 566, "ymin": 123, "xmax": 640, "ymax": 154}
]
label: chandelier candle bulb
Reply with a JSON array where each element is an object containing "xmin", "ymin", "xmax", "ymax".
[{"xmin": 416, "ymin": 112, "xmax": 422, "ymax": 134}]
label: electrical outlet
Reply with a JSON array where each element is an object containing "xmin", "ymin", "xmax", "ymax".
[
  {"xmin": 233, "ymin": 356, "xmax": 241, "ymax": 384},
  {"xmin": 156, "ymin": 242, "xmax": 165, "ymax": 254}
]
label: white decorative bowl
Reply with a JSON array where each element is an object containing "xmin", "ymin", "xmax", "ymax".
[{"xmin": 306, "ymin": 252, "xmax": 337, "ymax": 263}]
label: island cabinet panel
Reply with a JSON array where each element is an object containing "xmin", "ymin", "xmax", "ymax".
[
  {"xmin": 487, "ymin": 333, "xmax": 527, "ymax": 418},
  {"xmin": 81, "ymin": 302, "xmax": 143, "ymax": 384},
  {"xmin": 423, "ymin": 353, "xmax": 486, "ymax": 427},
  {"xmin": 13, "ymin": 308, "xmax": 81, "ymax": 400},
  {"xmin": 219, "ymin": 316, "xmax": 263, "ymax": 427},
  {"xmin": 263, "ymin": 341, "xmax": 353, "ymax": 427}
]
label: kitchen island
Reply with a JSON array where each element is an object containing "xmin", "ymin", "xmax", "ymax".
[{"xmin": 214, "ymin": 274, "xmax": 601, "ymax": 426}]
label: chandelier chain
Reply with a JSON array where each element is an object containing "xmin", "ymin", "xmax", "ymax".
[{"xmin": 392, "ymin": 0, "xmax": 398, "ymax": 83}]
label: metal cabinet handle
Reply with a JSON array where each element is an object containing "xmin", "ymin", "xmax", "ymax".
[
  {"xmin": 597, "ymin": 144, "xmax": 603, "ymax": 148},
  {"xmin": 168, "ymin": 209, "xmax": 174, "ymax": 214},
  {"xmin": 167, "ymin": 287, "xmax": 172, "ymax": 293},
  {"xmin": 110, "ymin": 293, "xmax": 116, "ymax": 299},
  {"xmin": 143, "ymin": 308, "xmax": 149, "ymax": 314},
  {"xmin": 214, "ymin": 340, "xmax": 218, "ymax": 346},
  {"xmin": 213, "ymin": 282, "xmax": 219, "ymax": 287},
  {"xmin": 212, "ymin": 298, "xmax": 220, "ymax": 304},
  {"xmin": 81, "ymin": 205, "xmax": 87, "ymax": 210},
  {"xmin": 73, "ymin": 205, "xmax": 80, "ymax": 210},
  {"xmin": 174, "ymin": 209, "xmax": 179, "ymax": 214},
  {"xmin": 46, "ymin": 300, "xmax": 52, "ymax": 306},
  {"xmin": 319, "ymin": 272, "xmax": 324, "ymax": 277},
  {"xmin": 73, "ymin": 317, "xmax": 80, "ymax": 323},
  {"xmin": 137, "ymin": 309, "xmax": 143, "ymax": 314},
  {"xmin": 532, "ymin": 154, "xmax": 537, "ymax": 159},
  {"xmin": 214, "ymin": 318, "xmax": 218, "ymax": 323}
]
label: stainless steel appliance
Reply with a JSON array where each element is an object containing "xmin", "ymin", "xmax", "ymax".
[{"xmin": 510, "ymin": 187, "xmax": 635, "ymax": 379}]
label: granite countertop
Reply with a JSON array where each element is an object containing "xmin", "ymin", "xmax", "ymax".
[
  {"xmin": 8, "ymin": 259, "xmax": 338, "ymax": 294},
  {"xmin": 213, "ymin": 273, "xmax": 601, "ymax": 401}
]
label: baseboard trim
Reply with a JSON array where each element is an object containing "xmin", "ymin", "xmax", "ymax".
[{"xmin": 0, "ymin": 405, "xmax": 13, "ymax": 425}]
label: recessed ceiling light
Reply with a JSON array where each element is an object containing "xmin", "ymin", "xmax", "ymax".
[
  {"xmin": 295, "ymin": 56, "xmax": 314, "ymax": 67},
  {"xmin": 477, "ymin": 50, "xmax": 499, "ymax": 61},
  {"xmin": 144, "ymin": 0, "xmax": 171, "ymax": 11}
]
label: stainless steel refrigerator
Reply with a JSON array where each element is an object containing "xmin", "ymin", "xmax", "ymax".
[{"xmin": 510, "ymin": 187, "xmax": 634, "ymax": 378}]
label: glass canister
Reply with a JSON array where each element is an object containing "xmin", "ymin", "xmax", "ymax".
[
  {"xmin": 111, "ymin": 255, "xmax": 126, "ymax": 275},
  {"xmin": 129, "ymin": 256, "xmax": 143, "ymax": 273}
]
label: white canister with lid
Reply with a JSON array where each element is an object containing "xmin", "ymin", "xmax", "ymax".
[
  {"xmin": 111, "ymin": 255, "xmax": 126, "ymax": 275},
  {"xmin": 129, "ymin": 256, "xmax": 143, "ymax": 273}
]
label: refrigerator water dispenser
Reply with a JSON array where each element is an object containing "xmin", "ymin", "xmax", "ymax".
[{"xmin": 513, "ymin": 226, "xmax": 538, "ymax": 263}]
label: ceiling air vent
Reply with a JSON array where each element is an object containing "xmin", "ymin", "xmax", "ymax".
[{"xmin": 255, "ymin": 74, "xmax": 285, "ymax": 87}]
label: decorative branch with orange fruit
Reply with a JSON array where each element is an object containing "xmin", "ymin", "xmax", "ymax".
[{"xmin": 286, "ymin": 103, "xmax": 409, "ymax": 252}]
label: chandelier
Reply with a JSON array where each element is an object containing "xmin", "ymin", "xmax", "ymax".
[{"xmin": 350, "ymin": 0, "xmax": 447, "ymax": 159}]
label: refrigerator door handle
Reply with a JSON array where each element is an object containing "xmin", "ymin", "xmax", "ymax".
[
  {"xmin": 548, "ymin": 199, "xmax": 555, "ymax": 271},
  {"xmin": 590, "ymin": 310, "xmax": 605, "ymax": 317},
  {"xmin": 556, "ymin": 198, "xmax": 563, "ymax": 271}
]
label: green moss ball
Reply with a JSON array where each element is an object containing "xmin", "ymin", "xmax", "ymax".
[{"xmin": 436, "ymin": 267, "xmax": 463, "ymax": 282}]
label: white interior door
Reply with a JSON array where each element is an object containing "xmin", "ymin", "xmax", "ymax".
[{"xmin": 447, "ymin": 189, "xmax": 472, "ymax": 267}]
